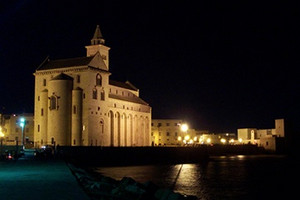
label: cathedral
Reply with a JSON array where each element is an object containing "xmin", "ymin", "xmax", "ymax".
[{"xmin": 33, "ymin": 25, "xmax": 152, "ymax": 147}]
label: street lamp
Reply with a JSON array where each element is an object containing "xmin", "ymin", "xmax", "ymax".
[
  {"xmin": 180, "ymin": 123, "xmax": 188, "ymax": 132},
  {"xmin": 18, "ymin": 117, "xmax": 26, "ymax": 149}
]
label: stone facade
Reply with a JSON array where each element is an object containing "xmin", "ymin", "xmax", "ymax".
[
  {"xmin": 33, "ymin": 25, "xmax": 151, "ymax": 147},
  {"xmin": 151, "ymin": 119, "xmax": 198, "ymax": 146},
  {"xmin": 237, "ymin": 119, "xmax": 285, "ymax": 151}
]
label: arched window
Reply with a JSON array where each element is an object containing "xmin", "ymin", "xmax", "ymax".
[
  {"xmin": 96, "ymin": 74, "xmax": 102, "ymax": 86},
  {"xmin": 100, "ymin": 90, "xmax": 105, "ymax": 100},
  {"xmin": 49, "ymin": 95, "xmax": 59, "ymax": 110},
  {"xmin": 100, "ymin": 120, "xmax": 104, "ymax": 134},
  {"xmin": 92, "ymin": 88, "xmax": 97, "ymax": 99}
]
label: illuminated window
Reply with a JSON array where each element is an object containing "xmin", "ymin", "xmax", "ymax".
[
  {"xmin": 92, "ymin": 88, "xmax": 97, "ymax": 99},
  {"xmin": 96, "ymin": 74, "xmax": 102, "ymax": 86}
]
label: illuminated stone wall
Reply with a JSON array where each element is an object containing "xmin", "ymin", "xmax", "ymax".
[
  {"xmin": 33, "ymin": 26, "xmax": 151, "ymax": 147},
  {"xmin": 151, "ymin": 119, "xmax": 197, "ymax": 146}
]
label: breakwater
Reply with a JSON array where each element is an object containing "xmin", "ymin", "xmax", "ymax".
[
  {"xmin": 67, "ymin": 163, "xmax": 198, "ymax": 200},
  {"xmin": 58, "ymin": 145, "xmax": 266, "ymax": 167}
]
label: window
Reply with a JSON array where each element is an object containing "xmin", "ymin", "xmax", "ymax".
[
  {"xmin": 92, "ymin": 88, "xmax": 97, "ymax": 99},
  {"xmin": 100, "ymin": 90, "xmax": 105, "ymax": 100},
  {"xmin": 43, "ymin": 79, "xmax": 46, "ymax": 86},
  {"xmin": 166, "ymin": 132, "xmax": 170, "ymax": 136},
  {"xmin": 100, "ymin": 120, "xmax": 104, "ymax": 134},
  {"xmin": 41, "ymin": 108, "xmax": 44, "ymax": 116},
  {"xmin": 49, "ymin": 95, "xmax": 58, "ymax": 110},
  {"xmin": 73, "ymin": 106, "xmax": 77, "ymax": 114},
  {"xmin": 77, "ymin": 75, "xmax": 80, "ymax": 83},
  {"xmin": 38, "ymin": 125, "xmax": 40, "ymax": 132},
  {"xmin": 96, "ymin": 74, "xmax": 102, "ymax": 86}
]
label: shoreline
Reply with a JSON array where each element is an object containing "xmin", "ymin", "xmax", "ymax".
[{"xmin": 59, "ymin": 145, "xmax": 273, "ymax": 167}]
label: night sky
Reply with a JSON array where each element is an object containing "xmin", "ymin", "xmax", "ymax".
[{"xmin": 0, "ymin": 1, "xmax": 299, "ymax": 133}]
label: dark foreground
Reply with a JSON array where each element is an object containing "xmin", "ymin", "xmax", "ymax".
[{"xmin": 0, "ymin": 151, "xmax": 90, "ymax": 200}]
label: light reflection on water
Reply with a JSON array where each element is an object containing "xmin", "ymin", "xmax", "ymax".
[{"xmin": 94, "ymin": 155, "xmax": 296, "ymax": 199}]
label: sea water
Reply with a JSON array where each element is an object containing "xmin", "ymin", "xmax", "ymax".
[{"xmin": 94, "ymin": 155, "xmax": 298, "ymax": 199}]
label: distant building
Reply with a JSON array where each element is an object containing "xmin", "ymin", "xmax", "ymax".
[
  {"xmin": 0, "ymin": 113, "xmax": 34, "ymax": 147},
  {"xmin": 237, "ymin": 119, "xmax": 285, "ymax": 151},
  {"xmin": 33, "ymin": 25, "xmax": 151, "ymax": 147},
  {"xmin": 151, "ymin": 119, "xmax": 199, "ymax": 146}
]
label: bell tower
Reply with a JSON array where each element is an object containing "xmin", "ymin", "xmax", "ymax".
[{"xmin": 85, "ymin": 25, "xmax": 110, "ymax": 69}]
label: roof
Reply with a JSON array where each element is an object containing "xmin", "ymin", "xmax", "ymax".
[
  {"xmin": 109, "ymin": 80, "xmax": 138, "ymax": 91},
  {"xmin": 36, "ymin": 52, "xmax": 108, "ymax": 72},
  {"xmin": 91, "ymin": 25, "xmax": 105, "ymax": 45},
  {"xmin": 109, "ymin": 93, "xmax": 148, "ymax": 105},
  {"xmin": 37, "ymin": 56, "xmax": 94, "ymax": 71},
  {"xmin": 51, "ymin": 73, "xmax": 73, "ymax": 81}
]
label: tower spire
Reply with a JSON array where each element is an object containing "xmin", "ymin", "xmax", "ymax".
[{"xmin": 91, "ymin": 25, "xmax": 105, "ymax": 45}]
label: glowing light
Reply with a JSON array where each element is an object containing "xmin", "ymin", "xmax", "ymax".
[
  {"xmin": 180, "ymin": 124, "xmax": 188, "ymax": 132},
  {"xmin": 238, "ymin": 138, "xmax": 243, "ymax": 143},
  {"xmin": 184, "ymin": 135, "xmax": 190, "ymax": 141},
  {"xmin": 206, "ymin": 138, "xmax": 211, "ymax": 143},
  {"xmin": 229, "ymin": 139, "xmax": 235, "ymax": 143},
  {"xmin": 189, "ymin": 139, "xmax": 193, "ymax": 144},
  {"xmin": 19, "ymin": 117, "xmax": 26, "ymax": 128},
  {"xmin": 0, "ymin": 127, "xmax": 4, "ymax": 137},
  {"xmin": 177, "ymin": 136, "xmax": 182, "ymax": 141},
  {"xmin": 220, "ymin": 138, "xmax": 226, "ymax": 144},
  {"xmin": 193, "ymin": 136, "xmax": 197, "ymax": 141}
]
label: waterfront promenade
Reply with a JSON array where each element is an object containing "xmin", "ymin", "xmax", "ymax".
[{"xmin": 0, "ymin": 150, "xmax": 90, "ymax": 200}]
